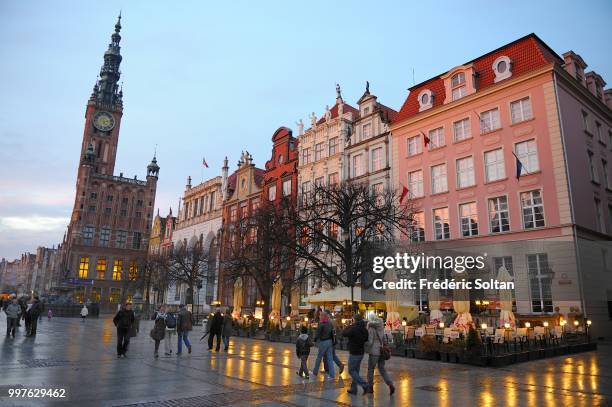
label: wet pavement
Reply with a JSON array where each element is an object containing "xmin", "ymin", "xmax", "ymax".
[{"xmin": 0, "ymin": 315, "xmax": 610, "ymax": 406}]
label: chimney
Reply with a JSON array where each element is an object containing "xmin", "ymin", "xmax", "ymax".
[{"xmin": 221, "ymin": 156, "xmax": 229, "ymax": 201}]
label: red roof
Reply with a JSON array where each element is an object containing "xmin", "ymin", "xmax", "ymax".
[
  {"xmin": 316, "ymin": 100, "xmax": 359, "ymax": 125},
  {"xmin": 395, "ymin": 34, "xmax": 562, "ymax": 123},
  {"xmin": 377, "ymin": 102, "xmax": 398, "ymax": 123}
]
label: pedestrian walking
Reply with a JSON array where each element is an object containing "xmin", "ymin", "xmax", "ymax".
[
  {"xmin": 312, "ymin": 311, "xmax": 335, "ymax": 379},
  {"xmin": 113, "ymin": 302, "xmax": 135, "ymax": 358},
  {"xmin": 4, "ymin": 298, "xmax": 21, "ymax": 338},
  {"xmin": 365, "ymin": 316, "xmax": 395, "ymax": 395},
  {"xmin": 47, "ymin": 309, "xmax": 53, "ymax": 321},
  {"xmin": 342, "ymin": 314, "xmax": 369, "ymax": 395},
  {"xmin": 221, "ymin": 309, "xmax": 233, "ymax": 351},
  {"xmin": 207, "ymin": 308, "xmax": 224, "ymax": 352},
  {"xmin": 80, "ymin": 305, "xmax": 89, "ymax": 322},
  {"xmin": 329, "ymin": 317, "xmax": 345, "ymax": 376},
  {"xmin": 176, "ymin": 304, "xmax": 193, "ymax": 355},
  {"xmin": 26, "ymin": 296, "xmax": 43, "ymax": 336},
  {"xmin": 17, "ymin": 297, "xmax": 26, "ymax": 327},
  {"xmin": 163, "ymin": 310, "xmax": 177, "ymax": 356},
  {"xmin": 150, "ymin": 305, "xmax": 166, "ymax": 358},
  {"xmin": 295, "ymin": 325, "xmax": 313, "ymax": 379}
]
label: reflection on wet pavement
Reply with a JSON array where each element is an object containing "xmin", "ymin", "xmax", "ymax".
[{"xmin": 0, "ymin": 315, "xmax": 609, "ymax": 406}]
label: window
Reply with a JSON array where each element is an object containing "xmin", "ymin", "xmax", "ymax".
[
  {"xmin": 433, "ymin": 207, "xmax": 450, "ymax": 240},
  {"xmin": 407, "ymin": 135, "xmax": 422, "ymax": 156},
  {"xmin": 510, "ymin": 97, "xmax": 533, "ymax": 124},
  {"xmin": 595, "ymin": 198, "xmax": 606, "ymax": 233},
  {"xmin": 109, "ymin": 288, "xmax": 121, "ymax": 303},
  {"xmin": 88, "ymin": 205, "xmax": 96, "ymax": 212},
  {"xmin": 328, "ymin": 137, "xmax": 339, "ymax": 155},
  {"xmin": 120, "ymin": 209, "xmax": 127, "ymax": 217},
  {"xmin": 494, "ymin": 256, "xmax": 514, "ymax": 277},
  {"xmin": 135, "ymin": 212, "xmax": 142, "ymax": 218},
  {"xmin": 588, "ymin": 151, "xmax": 599, "ymax": 183},
  {"xmin": 209, "ymin": 192, "xmax": 216, "ymax": 210},
  {"xmin": 90, "ymin": 192, "xmax": 97, "ymax": 199},
  {"xmin": 596, "ymin": 122, "xmax": 603, "ymax": 143},
  {"xmin": 229, "ymin": 205, "xmax": 237, "ymax": 221},
  {"xmin": 418, "ymin": 89, "xmax": 434, "ymax": 111},
  {"xmin": 452, "ymin": 86, "xmax": 467, "ymax": 101},
  {"xmin": 282, "ymin": 179, "xmax": 292, "ymax": 197},
  {"xmin": 129, "ymin": 261, "xmax": 138, "ymax": 281},
  {"xmin": 302, "ymin": 147, "xmax": 312, "ymax": 164},
  {"xmin": 116, "ymin": 230, "xmax": 127, "ymax": 248},
  {"xmin": 603, "ymin": 160, "xmax": 611, "ymax": 189},
  {"xmin": 521, "ymin": 190, "xmax": 545, "ymax": 229},
  {"xmin": 91, "ymin": 287, "xmax": 101, "ymax": 302},
  {"xmin": 328, "ymin": 172, "xmax": 339, "ymax": 186},
  {"xmin": 74, "ymin": 286, "xmax": 85, "ymax": 304},
  {"xmin": 493, "ymin": 56, "xmax": 512, "ymax": 82},
  {"xmin": 362, "ymin": 123, "xmax": 372, "ymax": 139},
  {"xmin": 83, "ymin": 226, "xmax": 94, "ymax": 245},
  {"xmin": 315, "ymin": 143, "xmax": 325, "ymax": 161},
  {"xmin": 132, "ymin": 232, "xmax": 142, "ymax": 249},
  {"xmin": 582, "ymin": 111, "xmax": 589, "ymax": 133},
  {"xmin": 410, "ymin": 212, "xmax": 425, "ymax": 242},
  {"xmin": 459, "ymin": 202, "xmax": 479, "ymax": 237},
  {"xmin": 352, "ymin": 154, "xmax": 365, "ymax": 177},
  {"xmin": 136, "ymin": 199, "xmax": 143, "ymax": 207},
  {"xmin": 480, "ymin": 108, "xmax": 501, "ymax": 133},
  {"xmin": 251, "ymin": 198, "xmax": 260, "ymax": 212},
  {"xmin": 100, "ymin": 227, "xmax": 110, "ymax": 247},
  {"xmin": 112, "ymin": 259, "xmax": 123, "ymax": 280},
  {"xmin": 313, "ymin": 177, "xmax": 323, "ymax": 189},
  {"xmin": 240, "ymin": 201, "xmax": 248, "ymax": 218},
  {"xmin": 428, "ymin": 127, "xmax": 445, "ymax": 149},
  {"xmin": 456, "ymin": 156, "xmax": 475, "ymax": 188},
  {"xmin": 371, "ymin": 147, "xmax": 383, "ymax": 171},
  {"xmin": 451, "ymin": 72, "xmax": 465, "ymax": 87},
  {"xmin": 122, "ymin": 197, "xmax": 129, "ymax": 205},
  {"xmin": 528, "ymin": 254, "xmax": 553, "ymax": 313},
  {"xmin": 302, "ymin": 181, "xmax": 311, "ymax": 195},
  {"xmin": 515, "ymin": 140, "xmax": 539, "ymax": 174},
  {"xmin": 453, "ymin": 118, "xmax": 471, "ymax": 142},
  {"xmin": 268, "ymin": 185, "xmax": 276, "ymax": 201},
  {"xmin": 96, "ymin": 258, "xmax": 106, "ymax": 280},
  {"xmin": 408, "ymin": 170, "xmax": 424, "ymax": 198},
  {"xmin": 431, "ymin": 164, "xmax": 448, "ymax": 194},
  {"xmin": 78, "ymin": 257, "xmax": 89, "ymax": 279},
  {"xmin": 104, "ymin": 207, "xmax": 112, "ymax": 215},
  {"xmin": 107, "ymin": 195, "xmax": 113, "ymax": 202},
  {"xmin": 489, "ymin": 196, "xmax": 510, "ymax": 233},
  {"xmin": 484, "ymin": 148, "xmax": 505, "ymax": 182}
]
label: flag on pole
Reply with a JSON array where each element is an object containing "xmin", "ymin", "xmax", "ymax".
[
  {"xmin": 202, "ymin": 157, "xmax": 209, "ymax": 168},
  {"xmin": 400, "ymin": 185, "xmax": 409, "ymax": 204},
  {"xmin": 512, "ymin": 152, "xmax": 524, "ymax": 179},
  {"xmin": 421, "ymin": 131, "xmax": 430, "ymax": 148}
]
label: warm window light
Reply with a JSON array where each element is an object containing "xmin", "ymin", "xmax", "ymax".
[
  {"xmin": 481, "ymin": 323, "xmax": 487, "ymax": 330},
  {"xmin": 587, "ymin": 320, "xmax": 592, "ymax": 326},
  {"xmin": 543, "ymin": 321, "xmax": 549, "ymax": 327},
  {"xmin": 504, "ymin": 323, "xmax": 510, "ymax": 329},
  {"xmin": 439, "ymin": 322, "xmax": 445, "ymax": 328},
  {"xmin": 525, "ymin": 322, "xmax": 531, "ymax": 328}
]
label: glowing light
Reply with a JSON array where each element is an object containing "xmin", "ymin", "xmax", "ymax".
[
  {"xmin": 587, "ymin": 320, "xmax": 592, "ymax": 326},
  {"xmin": 402, "ymin": 320, "xmax": 407, "ymax": 327},
  {"xmin": 543, "ymin": 321, "xmax": 549, "ymax": 327},
  {"xmin": 573, "ymin": 320, "xmax": 579, "ymax": 326},
  {"xmin": 439, "ymin": 322, "xmax": 445, "ymax": 328},
  {"xmin": 504, "ymin": 323, "xmax": 510, "ymax": 329},
  {"xmin": 525, "ymin": 322, "xmax": 531, "ymax": 328},
  {"xmin": 481, "ymin": 323, "xmax": 487, "ymax": 330},
  {"xmin": 304, "ymin": 317, "xmax": 308, "ymax": 322}
]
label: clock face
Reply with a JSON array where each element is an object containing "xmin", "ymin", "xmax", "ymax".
[{"xmin": 93, "ymin": 111, "xmax": 115, "ymax": 132}]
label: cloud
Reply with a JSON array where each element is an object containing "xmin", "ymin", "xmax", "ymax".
[{"xmin": 0, "ymin": 216, "xmax": 69, "ymax": 232}]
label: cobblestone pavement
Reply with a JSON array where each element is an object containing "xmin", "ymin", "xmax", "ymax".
[{"xmin": 0, "ymin": 315, "xmax": 610, "ymax": 406}]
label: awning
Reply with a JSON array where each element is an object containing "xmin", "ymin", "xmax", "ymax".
[{"xmin": 302, "ymin": 286, "xmax": 386, "ymax": 305}]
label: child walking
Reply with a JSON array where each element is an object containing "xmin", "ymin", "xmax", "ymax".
[{"xmin": 295, "ymin": 325, "xmax": 313, "ymax": 379}]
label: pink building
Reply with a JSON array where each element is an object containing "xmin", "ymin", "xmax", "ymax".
[{"xmin": 391, "ymin": 34, "xmax": 612, "ymax": 339}]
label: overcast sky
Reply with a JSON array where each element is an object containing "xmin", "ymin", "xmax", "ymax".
[{"xmin": 1, "ymin": 0, "xmax": 611, "ymax": 260}]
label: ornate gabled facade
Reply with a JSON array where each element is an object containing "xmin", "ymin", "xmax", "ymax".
[{"xmin": 59, "ymin": 16, "xmax": 159, "ymax": 310}]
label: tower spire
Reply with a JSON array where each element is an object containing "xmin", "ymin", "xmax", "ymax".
[{"xmin": 91, "ymin": 14, "xmax": 123, "ymax": 107}]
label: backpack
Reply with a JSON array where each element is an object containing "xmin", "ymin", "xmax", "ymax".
[{"xmin": 165, "ymin": 313, "xmax": 177, "ymax": 329}]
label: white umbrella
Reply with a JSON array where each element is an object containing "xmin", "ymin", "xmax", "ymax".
[
  {"xmin": 270, "ymin": 277, "xmax": 282, "ymax": 321},
  {"xmin": 497, "ymin": 266, "xmax": 516, "ymax": 328},
  {"xmin": 452, "ymin": 273, "xmax": 472, "ymax": 331},
  {"xmin": 427, "ymin": 269, "xmax": 444, "ymax": 324},
  {"xmin": 232, "ymin": 277, "xmax": 243, "ymax": 319}
]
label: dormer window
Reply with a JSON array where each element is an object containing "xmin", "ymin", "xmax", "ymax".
[
  {"xmin": 450, "ymin": 72, "xmax": 467, "ymax": 101},
  {"xmin": 451, "ymin": 72, "xmax": 465, "ymax": 87},
  {"xmin": 493, "ymin": 56, "xmax": 512, "ymax": 82},
  {"xmin": 363, "ymin": 107, "xmax": 370, "ymax": 115},
  {"xmin": 418, "ymin": 89, "xmax": 434, "ymax": 111}
]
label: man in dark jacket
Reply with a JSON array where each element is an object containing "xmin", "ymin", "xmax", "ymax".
[
  {"xmin": 208, "ymin": 308, "xmax": 224, "ymax": 352},
  {"xmin": 176, "ymin": 304, "xmax": 193, "ymax": 355},
  {"xmin": 113, "ymin": 303, "xmax": 135, "ymax": 358},
  {"xmin": 26, "ymin": 296, "xmax": 43, "ymax": 336},
  {"xmin": 342, "ymin": 314, "xmax": 369, "ymax": 395},
  {"xmin": 312, "ymin": 311, "xmax": 335, "ymax": 379}
]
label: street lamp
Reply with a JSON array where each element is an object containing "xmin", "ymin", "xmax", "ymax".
[
  {"xmin": 481, "ymin": 323, "xmax": 487, "ymax": 330},
  {"xmin": 439, "ymin": 322, "xmax": 445, "ymax": 329},
  {"xmin": 504, "ymin": 323, "xmax": 510, "ymax": 329},
  {"xmin": 525, "ymin": 322, "xmax": 531, "ymax": 328},
  {"xmin": 401, "ymin": 320, "xmax": 407, "ymax": 327}
]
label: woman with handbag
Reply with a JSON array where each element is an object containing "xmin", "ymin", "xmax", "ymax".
[
  {"xmin": 150, "ymin": 305, "xmax": 166, "ymax": 358},
  {"xmin": 365, "ymin": 316, "xmax": 395, "ymax": 396}
]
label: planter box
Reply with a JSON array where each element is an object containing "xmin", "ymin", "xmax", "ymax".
[
  {"xmin": 555, "ymin": 346, "xmax": 568, "ymax": 356},
  {"xmin": 415, "ymin": 350, "xmax": 439, "ymax": 360},
  {"xmin": 490, "ymin": 355, "xmax": 511, "ymax": 367},
  {"xmin": 585, "ymin": 342, "xmax": 597, "ymax": 351},
  {"xmin": 461, "ymin": 354, "xmax": 488, "ymax": 366},
  {"xmin": 544, "ymin": 348, "xmax": 555, "ymax": 358},
  {"xmin": 528, "ymin": 350, "xmax": 543, "ymax": 360},
  {"xmin": 392, "ymin": 346, "xmax": 406, "ymax": 357},
  {"xmin": 448, "ymin": 353, "xmax": 460, "ymax": 363},
  {"xmin": 515, "ymin": 352, "xmax": 529, "ymax": 363},
  {"xmin": 406, "ymin": 349, "xmax": 415, "ymax": 358},
  {"xmin": 279, "ymin": 335, "xmax": 291, "ymax": 343}
]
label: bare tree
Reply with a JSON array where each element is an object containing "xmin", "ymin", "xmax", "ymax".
[
  {"xmin": 135, "ymin": 255, "xmax": 169, "ymax": 305},
  {"xmin": 221, "ymin": 201, "xmax": 295, "ymax": 320},
  {"xmin": 167, "ymin": 239, "xmax": 209, "ymax": 306},
  {"xmin": 287, "ymin": 181, "xmax": 414, "ymax": 305}
]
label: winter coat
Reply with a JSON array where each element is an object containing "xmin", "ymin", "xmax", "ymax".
[
  {"xmin": 221, "ymin": 315, "xmax": 233, "ymax": 337},
  {"xmin": 28, "ymin": 300, "xmax": 43, "ymax": 318},
  {"xmin": 342, "ymin": 320, "xmax": 369, "ymax": 355},
  {"xmin": 113, "ymin": 309, "xmax": 135, "ymax": 330},
  {"xmin": 4, "ymin": 303, "xmax": 21, "ymax": 319},
  {"xmin": 295, "ymin": 333, "xmax": 313, "ymax": 357},
  {"xmin": 366, "ymin": 318, "xmax": 391, "ymax": 356},
  {"xmin": 150, "ymin": 315, "xmax": 166, "ymax": 341},
  {"xmin": 209, "ymin": 312, "xmax": 224, "ymax": 334},
  {"xmin": 314, "ymin": 321, "xmax": 333, "ymax": 342},
  {"xmin": 80, "ymin": 307, "xmax": 89, "ymax": 317},
  {"xmin": 177, "ymin": 309, "xmax": 193, "ymax": 333}
]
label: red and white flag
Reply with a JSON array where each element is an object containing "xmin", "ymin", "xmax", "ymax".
[
  {"xmin": 399, "ymin": 185, "xmax": 409, "ymax": 204},
  {"xmin": 202, "ymin": 157, "xmax": 209, "ymax": 168}
]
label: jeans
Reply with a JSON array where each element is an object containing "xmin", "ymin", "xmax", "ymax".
[
  {"xmin": 348, "ymin": 354, "xmax": 367, "ymax": 392},
  {"xmin": 177, "ymin": 331, "xmax": 191, "ymax": 354},
  {"xmin": 313, "ymin": 339, "xmax": 335, "ymax": 378},
  {"xmin": 298, "ymin": 355, "xmax": 309, "ymax": 376},
  {"xmin": 323, "ymin": 346, "xmax": 343, "ymax": 373},
  {"xmin": 154, "ymin": 340, "xmax": 161, "ymax": 355},
  {"xmin": 208, "ymin": 332, "xmax": 222, "ymax": 351},
  {"xmin": 6, "ymin": 318, "xmax": 17, "ymax": 336},
  {"xmin": 367, "ymin": 354, "xmax": 393, "ymax": 387},
  {"xmin": 29, "ymin": 317, "xmax": 39, "ymax": 335},
  {"xmin": 164, "ymin": 330, "xmax": 175, "ymax": 353},
  {"xmin": 222, "ymin": 335, "xmax": 230, "ymax": 350},
  {"xmin": 117, "ymin": 327, "xmax": 130, "ymax": 355}
]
